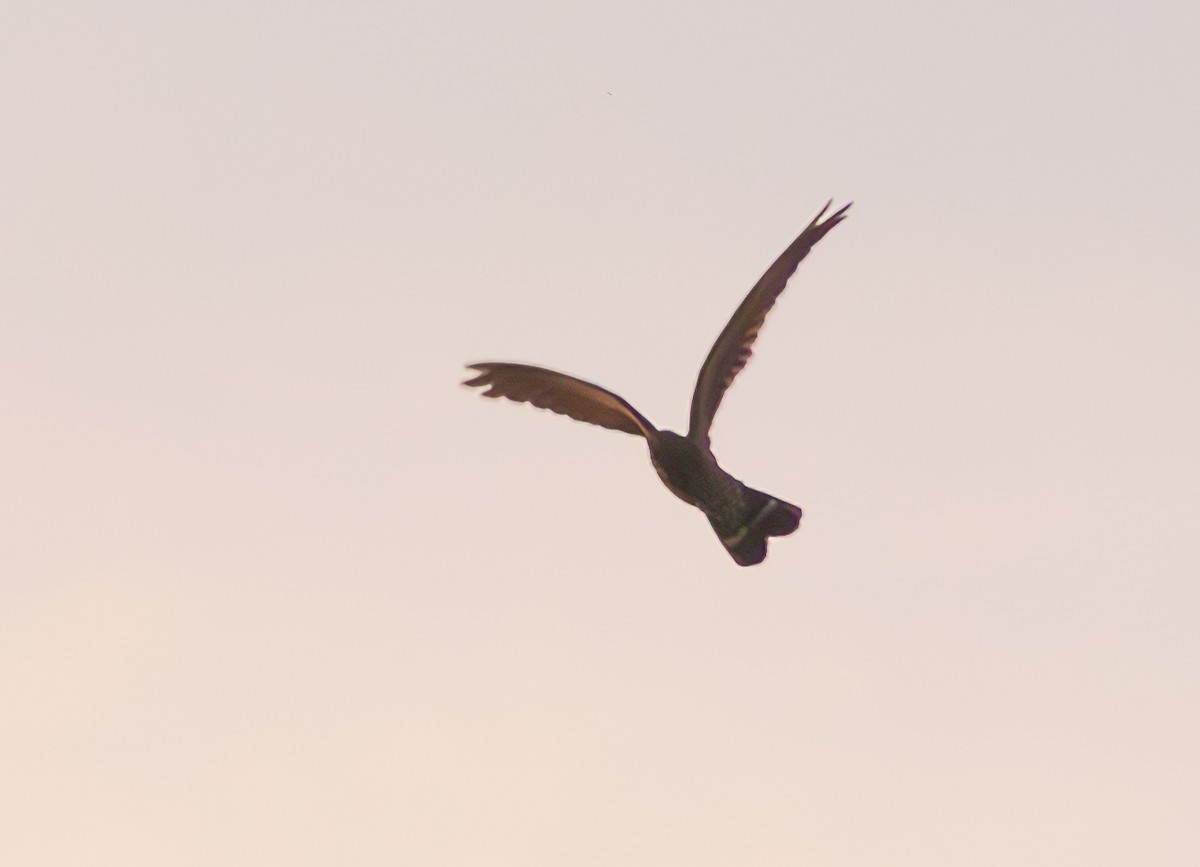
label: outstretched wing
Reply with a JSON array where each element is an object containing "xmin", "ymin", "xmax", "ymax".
[
  {"xmin": 688, "ymin": 200, "xmax": 851, "ymax": 447},
  {"xmin": 464, "ymin": 362, "xmax": 657, "ymax": 439}
]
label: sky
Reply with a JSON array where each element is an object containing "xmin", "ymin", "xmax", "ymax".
[{"xmin": 2, "ymin": 1, "xmax": 1198, "ymax": 864}]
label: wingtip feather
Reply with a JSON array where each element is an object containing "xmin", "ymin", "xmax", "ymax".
[
  {"xmin": 812, "ymin": 199, "xmax": 852, "ymax": 227},
  {"xmin": 462, "ymin": 362, "xmax": 493, "ymax": 388}
]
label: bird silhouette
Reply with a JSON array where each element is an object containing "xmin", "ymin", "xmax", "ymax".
[{"xmin": 464, "ymin": 200, "xmax": 850, "ymax": 565}]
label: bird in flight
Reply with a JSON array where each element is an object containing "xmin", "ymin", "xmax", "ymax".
[{"xmin": 464, "ymin": 200, "xmax": 850, "ymax": 565}]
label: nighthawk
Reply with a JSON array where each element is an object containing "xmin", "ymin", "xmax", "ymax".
[{"xmin": 464, "ymin": 200, "xmax": 850, "ymax": 565}]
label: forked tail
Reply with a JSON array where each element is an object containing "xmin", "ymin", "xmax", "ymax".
[{"xmin": 710, "ymin": 486, "xmax": 802, "ymax": 567}]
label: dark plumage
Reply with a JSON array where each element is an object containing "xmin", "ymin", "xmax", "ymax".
[{"xmin": 464, "ymin": 200, "xmax": 850, "ymax": 565}]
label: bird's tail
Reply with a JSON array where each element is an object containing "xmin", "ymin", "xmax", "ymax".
[{"xmin": 710, "ymin": 487, "xmax": 802, "ymax": 567}]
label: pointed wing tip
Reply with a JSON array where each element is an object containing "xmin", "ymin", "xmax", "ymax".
[
  {"xmin": 462, "ymin": 362, "xmax": 494, "ymax": 388},
  {"xmin": 814, "ymin": 199, "xmax": 852, "ymax": 224},
  {"xmin": 802, "ymin": 200, "xmax": 852, "ymax": 236}
]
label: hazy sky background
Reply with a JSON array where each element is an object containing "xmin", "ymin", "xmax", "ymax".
[{"xmin": 3, "ymin": 1, "xmax": 1198, "ymax": 864}]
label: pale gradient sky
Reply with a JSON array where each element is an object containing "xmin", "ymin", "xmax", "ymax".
[{"xmin": 3, "ymin": 1, "xmax": 1198, "ymax": 865}]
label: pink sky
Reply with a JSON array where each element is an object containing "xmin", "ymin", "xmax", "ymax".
[{"xmin": 2, "ymin": 1, "xmax": 1198, "ymax": 864}]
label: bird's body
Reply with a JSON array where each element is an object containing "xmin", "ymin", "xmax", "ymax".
[
  {"xmin": 647, "ymin": 431, "xmax": 802, "ymax": 566},
  {"xmin": 464, "ymin": 200, "xmax": 850, "ymax": 566}
]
